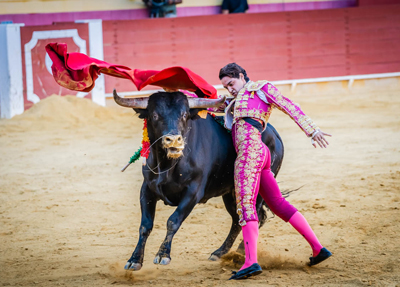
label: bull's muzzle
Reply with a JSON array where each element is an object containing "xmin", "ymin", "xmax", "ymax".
[{"xmin": 162, "ymin": 135, "xmax": 184, "ymax": 159}]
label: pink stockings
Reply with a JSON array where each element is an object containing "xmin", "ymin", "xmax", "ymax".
[
  {"xmin": 240, "ymin": 221, "xmax": 259, "ymax": 270},
  {"xmin": 289, "ymin": 211, "xmax": 323, "ymax": 257},
  {"xmin": 258, "ymin": 167, "xmax": 323, "ymax": 257},
  {"xmin": 240, "ymin": 211, "xmax": 323, "ymax": 270}
]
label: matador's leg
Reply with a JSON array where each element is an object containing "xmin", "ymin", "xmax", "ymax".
[{"xmin": 232, "ymin": 120, "xmax": 266, "ymax": 273}]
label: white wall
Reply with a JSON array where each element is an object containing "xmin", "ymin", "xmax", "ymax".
[{"xmin": 0, "ymin": 24, "xmax": 24, "ymax": 119}]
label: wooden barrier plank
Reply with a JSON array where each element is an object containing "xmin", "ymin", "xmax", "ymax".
[
  {"xmin": 349, "ymin": 40, "xmax": 400, "ymax": 53},
  {"xmin": 291, "ymin": 66, "xmax": 349, "ymax": 79},
  {"xmin": 347, "ymin": 27, "xmax": 400, "ymax": 41},
  {"xmin": 348, "ymin": 51, "xmax": 400, "ymax": 64},
  {"xmin": 350, "ymin": 62, "xmax": 400, "ymax": 74},
  {"xmin": 292, "ymin": 54, "xmax": 347, "ymax": 68}
]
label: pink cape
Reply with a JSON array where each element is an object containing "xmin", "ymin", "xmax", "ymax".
[{"xmin": 45, "ymin": 43, "xmax": 217, "ymax": 99}]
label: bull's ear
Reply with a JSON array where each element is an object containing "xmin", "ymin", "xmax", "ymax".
[
  {"xmin": 189, "ymin": 108, "xmax": 202, "ymax": 120},
  {"xmin": 133, "ymin": 108, "xmax": 148, "ymax": 119}
]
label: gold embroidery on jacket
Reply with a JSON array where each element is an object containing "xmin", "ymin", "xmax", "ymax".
[
  {"xmin": 247, "ymin": 80, "xmax": 269, "ymax": 91},
  {"xmin": 232, "ymin": 81, "xmax": 273, "ymax": 129},
  {"xmin": 267, "ymin": 83, "xmax": 319, "ymax": 136}
]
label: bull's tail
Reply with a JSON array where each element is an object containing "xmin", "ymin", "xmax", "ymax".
[{"xmin": 280, "ymin": 185, "xmax": 304, "ymax": 198}]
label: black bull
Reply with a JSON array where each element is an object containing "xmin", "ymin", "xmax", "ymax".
[{"xmin": 113, "ymin": 90, "xmax": 284, "ymax": 271}]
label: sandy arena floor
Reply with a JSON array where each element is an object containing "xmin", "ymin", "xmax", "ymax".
[{"xmin": 1, "ymin": 79, "xmax": 399, "ymax": 286}]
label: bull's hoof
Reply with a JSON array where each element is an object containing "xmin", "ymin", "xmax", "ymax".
[
  {"xmin": 153, "ymin": 255, "xmax": 171, "ymax": 265},
  {"xmin": 160, "ymin": 257, "xmax": 171, "ymax": 265},
  {"xmin": 124, "ymin": 262, "xmax": 142, "ymax": 271},
  {"xmin": 208, "ymin": 254, "xmax": 220, "ymax": 261}
]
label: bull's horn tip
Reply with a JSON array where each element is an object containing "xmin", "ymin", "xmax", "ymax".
[{"xmin": 113, "ymin": 89, "xmax": 122, "ymax": 101}]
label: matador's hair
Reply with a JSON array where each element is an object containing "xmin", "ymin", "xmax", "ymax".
[{"xmin": 219, "ymin": 63, "xmax": 250, "ymax": 82}]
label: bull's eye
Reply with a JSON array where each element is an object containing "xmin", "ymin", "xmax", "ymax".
[
  {"xmin": 182, "ymin": 112, "xmax": 188, "ymax": 120},
  {"xmin": 152, "ymin": 113, "xmax": 158, "ymax": 121}
]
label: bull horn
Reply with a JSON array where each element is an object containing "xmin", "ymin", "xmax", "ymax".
[
  {"xmin": 187, "ymin": 95, "xmax": 226, "ymax": 109},
  {"xmin": 113, "ymin": 89, "xmax": 148, "ymax": 109}
]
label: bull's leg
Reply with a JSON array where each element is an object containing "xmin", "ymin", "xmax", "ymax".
[
  {"xmin": 209, "ymin": 190, "xmax": 241, "ymax": 260},
  {"xmin": 125, "ymin": 183, "xmax": 157, "ymax": 271},
  {"xmin": 153, "ymin": 182, "xmax": 204, "ymax": 266},
  {"xmin": 236, "ymin": 240, "xmax": 245, "ymax": 255}
]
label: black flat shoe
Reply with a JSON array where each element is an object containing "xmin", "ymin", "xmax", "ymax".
[
  {"xmin": 309, "ymin": 247, "xmax": 332, "ymax": 266},
  {"xmin": 229, "ymin": 263, "xmax": 262, "ymax": 280}
]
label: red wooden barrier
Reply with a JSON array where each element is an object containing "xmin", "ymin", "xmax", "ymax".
[{"xmin": 102, "ymin": 5, "xmax": 400, "ymax": 94}]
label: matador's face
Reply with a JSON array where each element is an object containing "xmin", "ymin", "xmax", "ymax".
[{"xmin": 220, "ymin": 73, "xmax": 246, "ymax": 97}]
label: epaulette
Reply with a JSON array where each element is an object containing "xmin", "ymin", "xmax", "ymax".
[{"xmin": 246, "ymin": 80, "xmax": 269, "ymax": 92}]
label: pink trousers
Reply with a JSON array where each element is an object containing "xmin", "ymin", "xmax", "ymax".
[{"xmin": 232, "ymin": 120, "xmax": 298, "ymax": 226}]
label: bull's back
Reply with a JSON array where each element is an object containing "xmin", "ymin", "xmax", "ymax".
[{"xmin": 262, "ymin": 123, "xmax": 284, "ymax": 176}]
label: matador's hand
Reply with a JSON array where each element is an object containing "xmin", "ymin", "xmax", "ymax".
[{"xmin": 312, "ymin": 130, "xmax": 332, "ymax": 148}]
